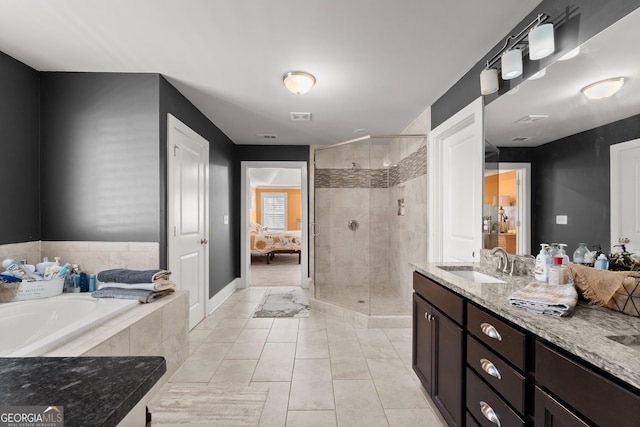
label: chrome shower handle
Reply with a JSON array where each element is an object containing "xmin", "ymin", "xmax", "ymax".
[{"xmin": 311, "ymin": 222, "xmax": 320, "ymax": 237}]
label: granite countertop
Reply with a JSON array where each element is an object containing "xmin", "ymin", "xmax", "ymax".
[
  {"xmin": 0, "ymin": 356, "xmax": 166, "ymax": 427},
  {"xmin": 412, "ymin": 261, "xmax": 640, "ymax": 391}
]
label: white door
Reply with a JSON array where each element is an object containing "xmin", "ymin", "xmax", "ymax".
[
  {"xmin": 168, "ymin": 114, "xmax": 209, "ymax": 330},
  {"xmin": 611, "ymin": 138, "xmax": 640, "ymax": 255},
  {"xmin": 429, "ymin": 98, "xmax": 483, "ymax": 262}
]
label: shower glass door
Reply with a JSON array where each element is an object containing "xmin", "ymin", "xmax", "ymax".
[{"xmin": 313, "ymin": 139, "xmax": 375, "ymax": 315}]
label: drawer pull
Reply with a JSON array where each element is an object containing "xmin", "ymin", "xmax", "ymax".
[
  {"xmin": 480, "ymin": 401, "xmax": 501, "ymax": 427},
  {"xmin": 424, "ymin": 313, "xmax": 433, "ymax": 322},
  {"xmin": 480, "ymin": 322, "xmax": 503, "ymax": 341},
  {"xmin": 480, "ymin": 358, "xmax": 502, "ymax": 380}
]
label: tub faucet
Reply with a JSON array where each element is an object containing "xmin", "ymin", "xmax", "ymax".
[{"xmin": 491, "ymin": 247, "xmax": 510, "ymax": 274}]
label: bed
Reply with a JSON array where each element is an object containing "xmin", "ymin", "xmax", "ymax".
[{"xmin": 250, "ymin": 222, "xmax": 301, "ymax": 264}]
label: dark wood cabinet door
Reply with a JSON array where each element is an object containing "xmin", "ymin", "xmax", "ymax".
[
  {"xmin": 433, "ymin": 310, "xmax": 464, "ymax": 427},
  {"xmin": 413, "ymin": 293, "xmax": 435, "ymax": 393},
  {"xmin": 534, "ymin": 387, "xmax": 589, "ymax": 427}
]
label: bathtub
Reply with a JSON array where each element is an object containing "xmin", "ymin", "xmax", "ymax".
[{"xmin": 0, "ymin": 294, "xmax": 139, "ymax": 357}]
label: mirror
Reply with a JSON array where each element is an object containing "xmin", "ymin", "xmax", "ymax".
[{"xmin": 484, "ymin": 7, "xmax": 640, "ymax": 256}]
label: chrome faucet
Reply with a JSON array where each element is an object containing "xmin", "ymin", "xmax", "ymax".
[{"xmin": 490, "ymin": 247, "xmax": 510, "ymax": 274}]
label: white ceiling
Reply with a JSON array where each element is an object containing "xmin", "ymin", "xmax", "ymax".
[
  {"xmin": 485, "ymin": 6, "xmax": 640, "ymax": 147},
  {"xmin": 0, "ymin": 0, "xmax": 540, "ymax": 146},
  {"xmin": 249, "ymin": 168, "xmax": 301, "ymax": 188}
]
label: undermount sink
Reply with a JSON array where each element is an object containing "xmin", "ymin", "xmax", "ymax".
[{"xmin": 440, "ymin": 268, "xmax": 506, "ymax": 284}]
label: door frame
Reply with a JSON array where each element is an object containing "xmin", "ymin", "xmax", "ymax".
[
  {"xmin": 497, "ymin": 162, "xmax": 531, "ymax": 255},
  {"xmin": 240, "ymin": 161, "xmax": 309, "ymax": 289},
  {"xmin": 166, "ymin": 114, "xmax": 210, "ymax": 328},
  {"xmin": 611, "ymin": 137, "xmax": 640, "ymax": 253},
  {"xmin": 428, "ymin": 97, "xmax": 483, "ymax": 262}
]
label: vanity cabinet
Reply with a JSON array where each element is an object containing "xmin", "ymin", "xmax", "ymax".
[{"xmin": 413, "ymin": 272, "xmax": 465, "ymax": 427}]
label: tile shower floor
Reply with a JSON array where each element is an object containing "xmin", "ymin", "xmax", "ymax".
[
  {"xmin": 149, "ymin": 286, "xmax": 446, "ymax": 427},
  {"xmin": 315, "ymin": 285, "xmax": 412, "ymax": 315}
]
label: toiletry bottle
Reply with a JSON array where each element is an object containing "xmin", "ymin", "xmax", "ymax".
[
  {"xmin": 548, "ymin": 255, "xmax": 573, "ymax": 285},
  {"xmin": 55, "ymin": 263, "xmax": 71, "ymax": 279},
  {"xmin": 64, "ymin": 265, "xmax": 81, "ymax": 292},
  {"xmin": 594, "ymin": 254, "xmax": 610, "ymax": 270},
  {"xmin": 573, "ymin": 243, "xmax": 589, "ymax": 264},
  {"xmin": 534, "ymin": 244, "xmax": 549, "ymax": 282},
  {"xmin": 558, "ymin": 244, "xmax": 570, "ymax": 265},
  {"xmin": 76, "ymin": 265, "xmax": 89, "ymax": 292},
  {"xmin": 89, "ymin": 275, "xmax": 96, "ymax": 292}
]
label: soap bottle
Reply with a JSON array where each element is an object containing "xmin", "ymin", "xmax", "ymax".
[
  {"xmin": 76, "ymin": 265, "xmax": 89, "ymax": 292},
  {"xmin": 573, "ymin": 243, "xmax": 589, "ymax": 264},
  {"xmin": 534, "ymin": 244, "xmax": 550, "ymax": 282},
  {"xmin": 558, "ymin": 244, "xmax": 570, "ymax": 265},
  {"xmin": 594, "ymin": 254, "xmax": 610, "ymax": 270}
]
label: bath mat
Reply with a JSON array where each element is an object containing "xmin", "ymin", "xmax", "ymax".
[
  {"xmin": 252, "ymin": 288, "xmax": 309, "ymax": 318},
  {"xmin": 148, "ymin": 385, "xmax": 267, "ymax": 426}
]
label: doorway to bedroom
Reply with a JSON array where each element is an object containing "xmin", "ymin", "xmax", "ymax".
[{"xmin": 240, "ymin": 162, "xmax": 309, "ymax": 289}]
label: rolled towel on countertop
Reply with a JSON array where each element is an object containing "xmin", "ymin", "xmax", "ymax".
[
  {"xmin": 97, "ymin": 269, "xmax": 171, "ymax": 284},
  {"xmin": 91, "ymin": 287, "xmax": 174, "ymax": 303},
  {"xmin": 508, "ymin": 281, "xmax": 578, "ymax": 317},
  {"xmin": 97, "ymin": 280, "xmax": 175, "ymax": 292}
]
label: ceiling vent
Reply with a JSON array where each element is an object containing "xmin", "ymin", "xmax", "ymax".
[
  {"xmin": 512, "ymin": 136, "xmax": 533, "ymax": 142},
  {"xmin": 256, "ymin": 134, "xmax": 277, "ymax": 140},
  {"xmin": 290, "ymin": 112, "xmax": 312, "ymax": 121},
  {"xmin": 514, "ymin": 114, "xmax": 549, "ymax": 124}
]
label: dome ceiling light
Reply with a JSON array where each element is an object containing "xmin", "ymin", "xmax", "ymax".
[
  {"xmin": 581, "ymin": 77, "xmax": 625, "ymax": 100},
  {"xmin": 283, "ymin": 71, "xmax": 316, "ymax": 95}
]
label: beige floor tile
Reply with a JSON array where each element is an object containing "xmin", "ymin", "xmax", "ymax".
[
  {"xmin": 252, "ymin": 343, "xmax": 296, "ymax": 382},
  {"xmin": 326, "ymin": 325, "xmax": 358, "ymax": 342},
  {"xmin": 267, "ymin": 327, "xmax": 299, "ymax": 343},
  {"xmin": 356, "ymin": 329, "xmax": 399, "ymax": 359},
  {"xmin": 271, "ymin": 318, "xmax": 300, "ymax": 330},
  {"xmin": 208, "ymin": 359, "xmax": 258, "ymax": 387},
  {"xmin": 188, "ymin": 329, "xmax": 212, "ymax": 355},
  {"xmin": 286, "ymin": 410, "xmax": 337, "ymax": 427},
  {"xmin": 385, "ymin": 408, "xmax": 446, "ymax": 427},
  {"xmin": 366, "ymin": 359, "xmax": 428, "ymax": 409},
  {"xmin": 288, "ymin": 359, "xmax": 334, "ymax": 410},
  {"xmin": 235, "ymin": 328, "xmax": 270, "ymax": 344},
  {"xmin": 190, "ymin": 342, "xmax": 232, "ymax": 360},
  {"xmin": 216, "ymin": 318, "xmax": 249, "ymax": 329},
  {"xmin": 383, "ymin": 328, "xmax": 412, "ymax": 342},
  {"xmin": 169, "ymin": 357, "xmax": 224, "ymax": 383},
  {"xmin": 193, "ymin": 316, "xmax": 222, "ymax": 330},
  {"xmin": 329, "ymin": 341, "xmax": 364, "ymax": 359},
  {"xmin": 333, "ymin": 379, "xmax": 389, "ymax": 427},
  {"xmin": 299, "ymin": 312, "xmax": 327, "ymax": 329},
  {"xmin": 330, "ymin": 357, "xmax": 371, "ymax": 380},
  {"xmin": 296, "ymin": 329, "xmax": 329, "ymax": 359},
  {"xmin": 245, "ymin": 318, "xmax": 275, "ymax": 329},
  {"xmin": 251, "ymin": 381, "xmax": 291, "ymax": 427},
  {"xmin": 225, "ymin": 341, "xmax": 266, "ymax": 360},
  {"xmin": 204, "ymin": 327, "xmax": 244, "ymax": 343}
]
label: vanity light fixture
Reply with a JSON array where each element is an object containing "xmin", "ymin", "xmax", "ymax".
[
  {"xmin": 581, "ymin": 77, "xmax": 625, "ymax": 100},
  {"xmin": 479, "ymin": 14, "xmax": 554, "ymax": 94},
  {"xmin": 283, "ymin": 71, "xmax": 316, "ymax": 95}
]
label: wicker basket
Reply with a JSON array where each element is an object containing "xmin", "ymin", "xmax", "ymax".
[{"xmin": 0, "ymin": 278, "xmax": 64, "ymax": 303}]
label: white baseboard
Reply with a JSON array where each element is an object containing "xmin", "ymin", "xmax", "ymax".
[{"xmin": 207, "ymin": 278, "xmax": 238, "ymax": 314}]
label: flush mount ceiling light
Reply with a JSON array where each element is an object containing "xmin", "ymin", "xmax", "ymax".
[
  {"xmin": 283, "ymin": 71, "xmax": 316, "ymax": 95},
  {"xmin": 581, "ymin": 77, "xmax": 625, "ymax": 100}
]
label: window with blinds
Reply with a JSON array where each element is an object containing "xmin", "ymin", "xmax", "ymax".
[{"xmin": 261, "ymin": 192, "xmax": 288, "ymax": 230}]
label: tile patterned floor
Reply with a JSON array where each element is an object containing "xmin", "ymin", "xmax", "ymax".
[{"xmin": 151, "ymin": 286, "xmax": 446, "ymax": 427}]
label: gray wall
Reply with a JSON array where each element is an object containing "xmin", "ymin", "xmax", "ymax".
[
  {"xmin": 40, "ymin": 73, "xmax": 161, "ymax": 243},
  {"xmin": 159, "ymin": 77, "xmax": 238, "ymax": 297},
  {"xmin": 432, "ymin": 0, "xmax": 640, "ymax": 129},
  {"xmin": 0, "ymin": 51, "xmax": 40, "ymax": 244}
]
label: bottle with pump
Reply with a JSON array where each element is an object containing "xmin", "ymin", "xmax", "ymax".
[
  {"xmin": 558, "ymin": 244, "xmax": 570, "ymax": 265},
  {"xmin": 573, "ymin": 243, "xmax": 589, "ymax": 264},
  {"xmin": 594, "ymin": 254, "xmax": 610, "ymax": 270},
  {"xmin": 534, "ymin": 244, "xmax": 550, "ymax": 282}
]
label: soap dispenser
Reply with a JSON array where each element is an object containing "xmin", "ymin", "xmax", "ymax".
[
  {"xmin": 558, "ymin": 244, "xmax": 570, "ymax": 265},
  {"xmin": 534, "ymin": 244, "xmax": 550, "ymax": 282},
  {"xmin": 594, "ymin": 254, "xmax": 610, "ymax": 270}
]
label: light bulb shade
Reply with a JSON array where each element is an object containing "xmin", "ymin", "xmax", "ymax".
[
  {"xmin": 283, "ymin": 71, "xmax": 316, "ymax": 95},
  {"xmin": 498, "ymin": 195, "xmax": 511, "ymax": 207},
  {"xmin": 528, "ymin": 68, "xmax": 546, "ymax": 80},
  {"xmin": 480, "ymin": 68, "xmax": 499, "ymax": 95},
  {"xmin": 501, "ymin": 49, "xmax": 523, "ymax": 80},
  {"xmin": 581, "ymin": 77, "xmax": 625, "ymax": 100},
  {"xmin": 529, "ymin": 23, "xmax": 555, "ymax": 60},
  {"xmin": 558, "ymin": 46, "xmax": 580, "ymax": 61}
]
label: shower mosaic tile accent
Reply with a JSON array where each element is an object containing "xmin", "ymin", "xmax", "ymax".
[{"xmin": 314, "ymin": 144, "xmax": 427, "ymax": 189}]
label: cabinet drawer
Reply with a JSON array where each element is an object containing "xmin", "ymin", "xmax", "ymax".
[
  {"xmin": 467, "ymin": 303, "xmax": 526, "ymax": 370},
  {"xmin": 467, "ymin": 335, "xmax": 526, "ymax": 414},
  {"xmin": 534, "ymin": 386, "xmax": 589, "ymax": 427},
  {"xmin": 466, "ymin": 368, "xmax": 525, "ymax": 427},
  {"xmin": 466, "ymin": 411, "xmax": 481, "ymax": 427},
  {"xmin": 413, "ymin": 272, "xmax": 464, "ymax": 325},
  {"xmin": 536, "ymin": 341, "xmax": 640, "ymax": 427}
]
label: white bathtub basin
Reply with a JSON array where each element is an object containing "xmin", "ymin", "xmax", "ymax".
[
  {"xmin": 444, "ymin": 269, "xmax": 505, "ymax": 284},
  {"xmin": 0, "ymin": 294, "xmax": 138, "ymax": 357}
]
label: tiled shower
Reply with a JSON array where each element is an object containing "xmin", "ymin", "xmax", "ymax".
[{"xmin": 311, "ymin": 130, "xmax": 428, "ymax": 316}]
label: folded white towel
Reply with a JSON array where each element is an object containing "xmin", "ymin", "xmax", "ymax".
[
  {"xmin": 508, "ymin": 281, "xmax": 578, "ymax": 317},
  {"xmin": 98, "ymin": 280, "xmax": 175, "ymax": 292}
]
